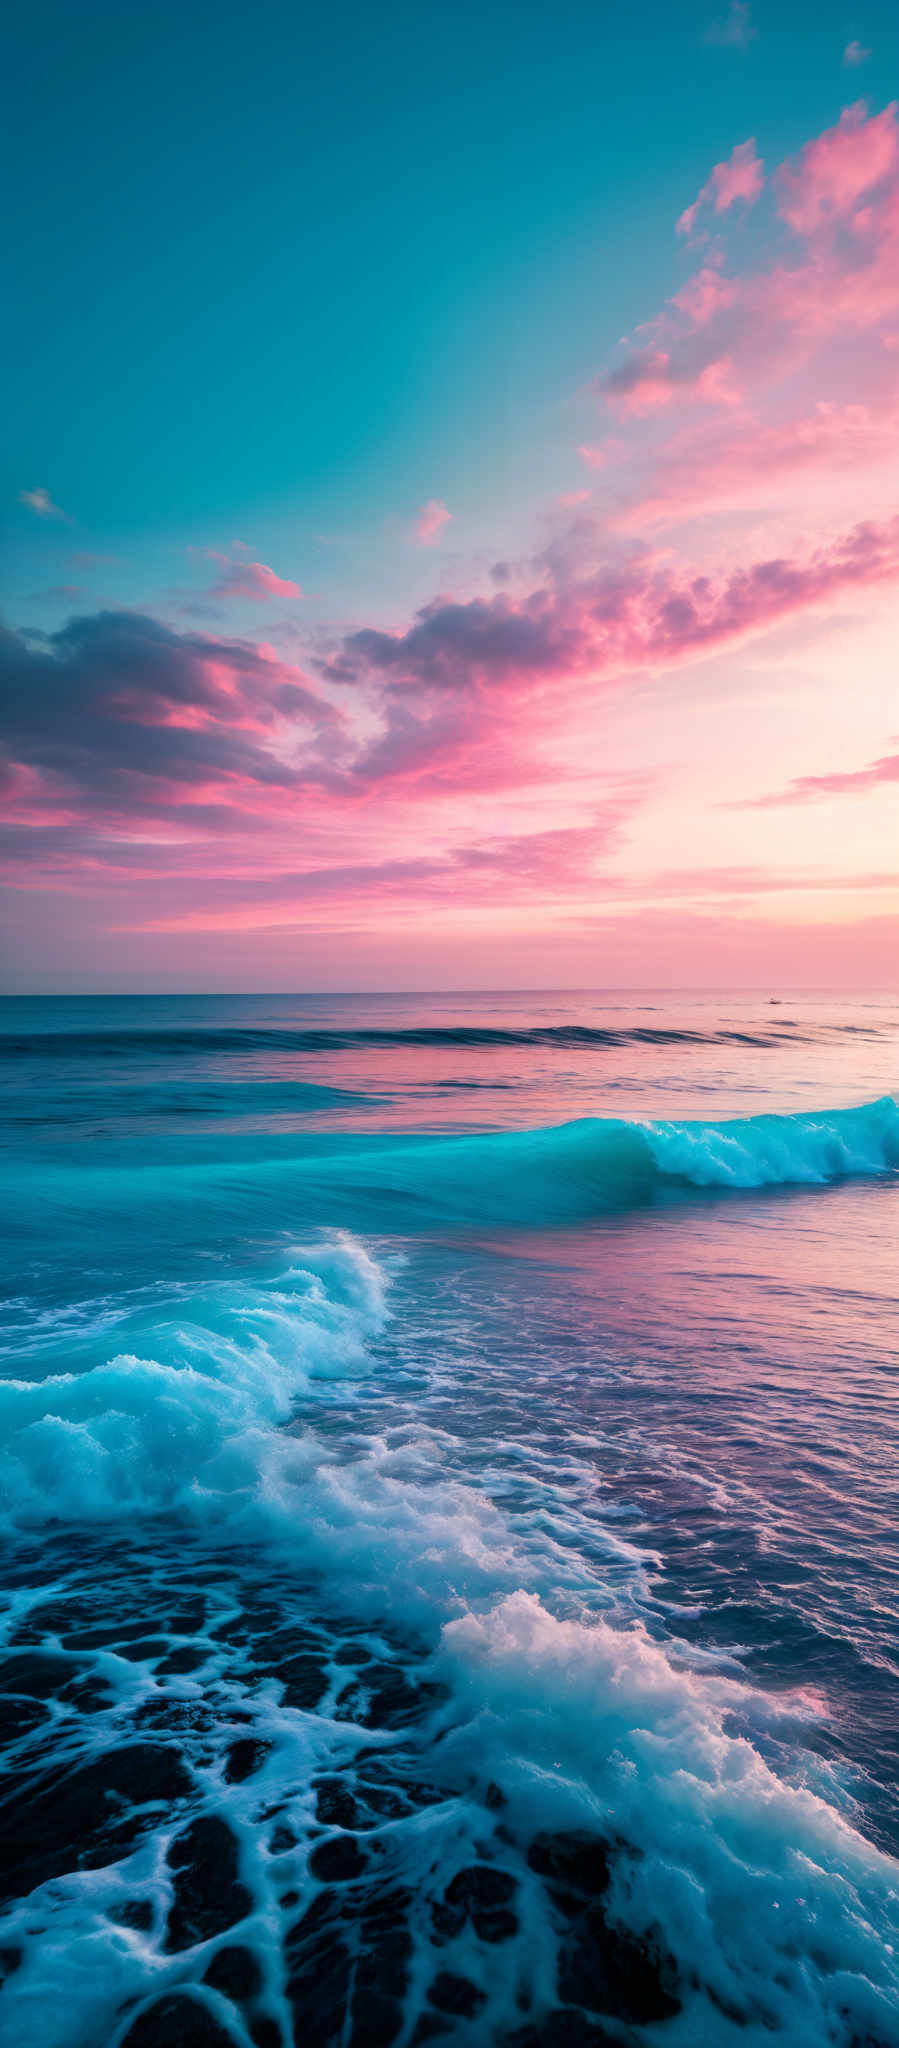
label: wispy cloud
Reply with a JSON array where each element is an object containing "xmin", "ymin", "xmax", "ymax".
[
  {"xmin": 843, "ymin": 39, "xmax": 872, "ymax": 67},
  {"xmin": 191, "ymin": 548, "xmax": 303, "ymax": 604},
  {"xmin": 414, "ymin": 500, "xmax": 453, "ymax": 545},
  {"xmin": 18, "ymin": 486, "xmax": 70, "ymax": 522},
  {"xmin": 677, "ymin": 139, "xmax": 763, "ymax": 239},
  {"xmin": 593, "ymin": 100, "xmax": 899, "ymax": 516},
  {"xmin": 600, "ymin": 347, "xmax": 741, "ymax": 418},
  {"xmin": 737, "ymin": 748, "xmax": 899, "ymax": 806},
  {"xmin": 703, "ymin": 1, "xmax": 757, "ymax": 50},
  {"xmin": 776, "ymin": 98, "xmax": 898, "ymax": 233}
]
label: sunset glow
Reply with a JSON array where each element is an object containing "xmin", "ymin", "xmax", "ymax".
[{"xmin": 3, "ymin": 5, "xmax": 897, "ymax": 989}]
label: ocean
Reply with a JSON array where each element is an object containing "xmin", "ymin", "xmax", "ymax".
[{"xmin": 1, "ymin": 989, "xmax": 898, "ymax": 2048}]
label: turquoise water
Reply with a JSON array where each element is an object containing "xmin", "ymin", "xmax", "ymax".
[{"xmin": 1, "ymin": 991, "xmax": 898, "ymax": 2048}]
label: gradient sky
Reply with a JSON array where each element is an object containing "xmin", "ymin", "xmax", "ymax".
[{"xmin": 2, "ymin": 0, "xmax": 898, "ymax": 991}]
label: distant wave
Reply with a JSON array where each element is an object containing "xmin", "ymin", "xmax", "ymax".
[
  {"xmin": 0, "ymin": 1076, "xmax": 381, "ymax": 1126},
  {"xmin": 0, "ymin": 1021, "xmax": 818, "ymax": 1056}
]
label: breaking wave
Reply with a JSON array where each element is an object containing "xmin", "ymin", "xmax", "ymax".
[
  {"xmin": 0, "ymin": 1237, "xmax": 388, "ymax": 1532},
  {"xmin": 284, "ymin": 1094, "xmax": 899, "ymax": 1226}
]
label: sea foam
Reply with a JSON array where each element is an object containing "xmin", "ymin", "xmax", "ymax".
[
  {"xmin": 0, "ymin": 1236, "xmax": 386, "ymax": 1529},
  {"xmin": 3, "ymin": 1222, "xmax": 899, "ymax": 2046},
  {"xmin": 441, "ymin": 1591, "xmax": 899, "ymax": 2045}
]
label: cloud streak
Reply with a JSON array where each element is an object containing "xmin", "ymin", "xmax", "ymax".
[
  {"xmin": 332, "ymin": 514, "xmax": 899, "ymax": 707},
  {"xmin": 738, "ymin": 748, "xmax": 899, "ymax": 807}
]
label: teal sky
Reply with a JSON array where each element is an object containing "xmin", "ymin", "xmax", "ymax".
[{"xmin": 5, "ymin": 0, "xmax": 897, "ymax": 628}]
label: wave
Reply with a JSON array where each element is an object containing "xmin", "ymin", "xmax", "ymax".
[
  {"xmin": 0, "ymin": 1236, "xmax": 387, "ymax": 1530},
  {"xmin": 0, "ymin": 1020, "xmax": 812, "ymax": 1057},
  {"xmin": 3, "ymin": 1232, "xmax": 899, "ymax": 2047},
  {"xmin": 440, "ymin": 1592, "xmax": 899, "ymax": 2046},
  {"xmin": 0, "ymin": 1076, "xmax": 382, "ymax": 1129},
  {"xmin": 6, "ymin": 1103, "xmax": 896, "ymax": 1264},
  {"xmin": 4, "ymin": 1099, "xmax": 897, "ymax": 1535},
  {"xmin": 0, "ymin": 1235, "xmax": 644, "ymax": 1610},
  {"xmin": 641, "ymin": 1092, "xmax": 899, "ymax": 1188},
  {"xmin": 280, "ymin": 1094, "xmax": 899, "ymax": 1227}
]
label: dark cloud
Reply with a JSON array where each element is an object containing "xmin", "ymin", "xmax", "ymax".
[
  {"xmin": 335, "ymin": 593, "xmax": 584, "ymax": 693},
  {"xmin": 0, "ymin": 610, "xmax": 342, "ymax": 806},
  {"xmin": 327, "ymin": 514, "xmax": 899, "ymax": 710}
]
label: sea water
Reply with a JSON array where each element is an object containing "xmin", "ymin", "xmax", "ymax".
[{"xmin": 0, "ymin": 990, "xmax": 897, "ymax": 2048}]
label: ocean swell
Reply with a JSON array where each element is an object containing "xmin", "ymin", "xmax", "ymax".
[
  {"xmin": 7, "ymin": 1100, "xmax": 897, "ymax": 1255},
  {"xmin": 0, "ymin": 1020, "xmax": 810, "ymax": 1056},
  {"xmin": 293, "ymin": 1094, "xmax": 899, "ymax": 1226}
]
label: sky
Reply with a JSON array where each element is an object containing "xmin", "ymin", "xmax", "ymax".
[{"xmin": 2, "ymin": 0, "xmax": 898, "ymax": 992}]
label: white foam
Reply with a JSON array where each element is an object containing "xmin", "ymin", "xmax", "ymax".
[
  {"xmin": 0, "ymin": 1236, "xmax": 386, "ymax": 1528},
  {"xmin": 644, "ymin": 1093, "xmax": 899, "ymax": 1190},
  {"xmin": 442, "ymin": 1591, "xmax": 899, "ymax": 2044},
  {"xmin": 4, "ymin": 1226, "xmax": 899, "ymax": 2044}
]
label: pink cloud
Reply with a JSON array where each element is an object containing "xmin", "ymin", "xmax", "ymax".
[
  {"xmin": 608, "ymin": 105, "xmax": 899, "ymax": 413},
  {"xmin": 118, "ymin": 807, "xmax": 637, "ymax": 933},
  {"xmin": 843, "ymin": 40, "xmax": 872, "ymax": 67},
  {"xmin": 7, "ymin": 505, "xmax": 899, "ymax": 868},
  {"xmin": 602, "ymin": 349, "xmax": 742, "ymax": 417},
  {"xmin": 195, "ymin": 549, "xmax": 303, "ymax": 603},
  {"xmin": 614, "ymin": 400, "xmax": 899, "ymax": 531},
  {"xmin": 414, "ymin": 499, "xmax": 453, "ymax": 545},
  {"xmin": 670, "ymin": 265, "xmax": 737, "ymax": 327},
  {"xmin": 591, "ymin": 101, "xmax": 899, "ymax": 530},
  {"xmin": 677, "ymin": 140, "xmax": 764, "ymax": 239},
  {"xmin": 331, "ymin": 513, "xmax": 899, "ymax": 737},
  {"xmin": 776, "ymin": 100, "xmax": 899, "ymax": 235},
  {"xmin": 739, "ymin": 747, "xmax": 899, "ymax": 806},
  {"xmin": 0, "ymin": 611, "xmax": 343, "ymax": 833}
]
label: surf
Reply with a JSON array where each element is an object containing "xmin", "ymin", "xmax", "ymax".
[
  {"xmin": 5, "ymin": 1101, "xmax": 897, "ymax": 1260},
  {"xmin": 3, "ymin": 1230, "xmax": 899, "ymax": 2048}
]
